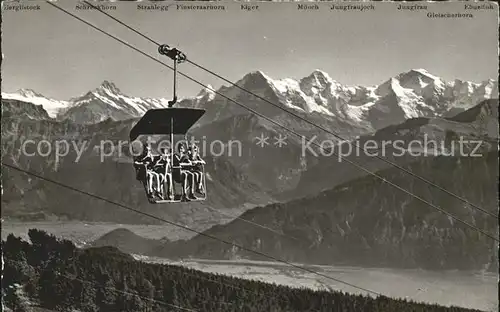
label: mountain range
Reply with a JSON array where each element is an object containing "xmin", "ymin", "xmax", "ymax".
[
  {"xmin": 2, "ymin": 69, "xmax": 497, "ymax": 198},
  {"xmin": 2, "ymin": 69, "xmax": 497, "ymax": 131},
  {"xmin": 2, "ymin": 81, "xmax": 171, "ymax": 124}
]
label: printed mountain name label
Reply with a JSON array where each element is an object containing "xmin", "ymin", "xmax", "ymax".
[
  {"xmin": 397, "ymin": 4, "xmax": 428, "ymax": 11},
  {"xmin": 298, "ymin": 4, "xmax": 319, "ymax": 10},
  {"xmin": 176, "ymin": 4, "xmax": 226, "ymax": 11},
  {"xmin": 464, "ymin": 3, "xmax": 495, "ymax": 10},
  {"xmin": 427, "ymin": 12, "xmax": 474, "ymax": 18},
  {"xmin": 137, "ymin": 4, "xmax": 171, "ymax": 11},
  {"xmin": 2, "ymin": 4, "xmax": 41, "ymax": 11},
  {"xmin": 75, "ymin": 4, "xmax": 117, "ymax": 11},
  {"xmin": 330, "ymin": 4, "xmax": 375, "ymax": 11},
  {"xmin": 241, "ymin": 4, "xmax": 259, "ymax": 12}
]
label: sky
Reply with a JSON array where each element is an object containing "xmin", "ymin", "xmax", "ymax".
[{"xmin": 1, "ymin": 1, "xmax": 499, "ymax": 100}]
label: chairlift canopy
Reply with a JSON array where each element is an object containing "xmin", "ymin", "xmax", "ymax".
[{"xmin": 129, "ymin": 108, "xmax": 205, "ymax": 141}]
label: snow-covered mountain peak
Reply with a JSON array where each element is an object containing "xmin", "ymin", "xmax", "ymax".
[
  {"xmin": 1, "ymin": 88, "xmax": 69, "ymax": 118},
  {"xmin": 410, "ymin": 68, "xmax": 440, "ymax": 80},
  {"xmin": 98, "ymin": 80, "xmax": 121, "ymax": 94},
  {"xmin": 474, "ymin": 79, "xmax": 498, "ymax": 99},
  {"xmin": 252, "ymin": 70, "xmax": 270, "ymax": 79},
  {"xmin": 196, "ymin": 84, "xmax": 216, "ymax": 101},
  {"xmin": 52, "ymin": 81, "xmax": 173, "ymax": 123},
  {"xmin": 452, "ymin": 79, "xmax": 476, "ymax": 95},
  {"xmin": 237, "ymin": 70, "xmax": 273, "ymax": 88},
  {"xmin": 15, "ymin": 88, "xmax": 46, "ymax": 98},
  {"xmin": 68, "ymin": 81, "xmax": 123, "ymax": 106},
  {"xmin": 311, "ymin": 69, "xmax": 334, "ymax": 83},
  {"xmin": 395, "ymin": 69, "xmax": 445, "ymax": 91},
  {"xmin": 300, "ymin": 69, "xmax": 335, "ymax": 91}
]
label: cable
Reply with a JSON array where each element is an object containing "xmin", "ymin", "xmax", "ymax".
[
  {"xmin": 41, "ymin": 1, "xmax": 302, "ymax": 246},
  {"xmin": 64, "ymin": 273, "xmax": 199, "ymax": 312},
  {"xmin": 80, "ymin": 0, "xmax": 497, "ymax": 220},
  {"xmin": 187, "ymin": 62, "xmax": 498, "ymax": 219},
  {"xmin": 63, "ymin": 271, "xmax": 245, "ymax": 309},
  {"xmin": 5, "ymin": 251, "xmax": 295, "ymax": 309},
  {"xmin": 82, "ymin": 0, "xmax": 161, "ymax": 47},
  {"xmin": 159, "ymin": 263, "xmax": 298, "ymax": 306},
  {"xmin": 4, "ymin": 4, "xmax": 495, "ymax": 304},
  {"xmin": 202, "ymin": 205, "xmax": 302, "ymax": 242},
  {"xmin": 42, "ymin": 1, "xmax": 499, "ymax": 243},
  {"xmin": 2, "ymin": 162, "xmax": 382, "ymax": 296},
  {"xmin": 184, "ymin": 66, "xmax": 498, "ymax": 220},
  {"xmin": 5, "ymin": 3, "xmax": 494, "ymax": 308}
]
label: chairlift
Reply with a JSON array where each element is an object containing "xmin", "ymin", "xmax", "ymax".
[{"xmin": 129, "ymin": 45, "xmax": 207, "ymax": 203}]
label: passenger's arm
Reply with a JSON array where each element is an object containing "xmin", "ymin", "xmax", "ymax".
[
  {"xmin": 180, "ymin": 157, "xmax": 192, "ymax": 166},
  {"xmin": 193, "ymin": 156, "xmax": 206, "ymax": 164}
]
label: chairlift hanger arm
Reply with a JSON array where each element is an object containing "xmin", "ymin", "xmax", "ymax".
[{"xmin": 158, "ymin": 44, "xmax": 187, "ymax": 108}]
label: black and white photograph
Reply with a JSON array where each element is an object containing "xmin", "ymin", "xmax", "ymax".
[{"xmin": 1, "ymin": 1, "xmax": 498, "ymax": 311}]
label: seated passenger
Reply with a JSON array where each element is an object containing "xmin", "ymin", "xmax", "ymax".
[
  {"xmin": 134, "ymin": 144, "xmax": 156, "ymax": 196},
  {"xmin": 153, "ymin": 148, "xmax": 173, "ymax": 200},
  {"xmin": 188, "ymin": 144, "xmax": 206, "ymax": 195},
  {"xmin": 173, "ymin": 144, "xmax": 196, "ymax": 201}
]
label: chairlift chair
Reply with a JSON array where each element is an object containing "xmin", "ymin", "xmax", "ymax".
[{"xmin": 129, "ymin": 45, "xmax": 207, "ymax": 203}]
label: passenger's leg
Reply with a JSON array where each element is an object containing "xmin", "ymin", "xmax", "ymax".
[
  {"xmin": 142, "ymin": 180, "xmax": 149, "ymax": 196},
  {"xmin": 159, "ymin": 174, "xmax": 164, "ymax": 197},
  {"xmin": 157, "ymin": 173, "xmax": 165, "ymax": 198},
  {"xmin": 189, "ymin": 172, "xmax": 196, "ymax": 191},
  {"xmin": 151, "ymin": 172, "xmax": 158, "ymax": 194},
  {"xmin": 193, "ymin": 172, "xmax": 200, "ymax": 190},
  {"xmin": 181, "ymin": 172, "xmax": 193, "ymax": 201},
  {"xmin": 187, "ymin": 172, "xmax": 197, "ymax": 199},
  {"xmin": 197, "ymin": 171, "xmax": 205, "ymax": 194},
  {"xmin": 154, "ymin": 172, "xmax": 164, "ymax": 200},
  {"xmin": 154, "ymin": 172, "xmax": 163, "ymax": 197},
  {"xmin": 186, "ymin": 172, "xmax": 193, "ymax": 194},
  {"xmin": 147, "ymin": 171, "xmax": 154, "ymax": 194},
  {"xmin": 181, "ymin": 172, "xmax": 188, "ymax": 197},
  {"xmin": 165, "ymin": 173, "xmax": 173, "ymax": 199}
]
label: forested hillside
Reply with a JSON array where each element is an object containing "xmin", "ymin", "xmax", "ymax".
[{"xmin": 2, "ymin": 230, "xmax": 481, "ymax": 312}]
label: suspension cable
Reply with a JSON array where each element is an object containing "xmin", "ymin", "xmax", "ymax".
[
  {"xmin": 2, "ymin": 162, "xmax": 382, "ymax": 296},
  {"xmin": 4, "ymin": 259, "xmax": 198, "ymax": 311},
  {"xmin": 79, "ymin": 0, "xmax": 497, "ymax": 220},
  {"xmin": 43, "ymin": 1, "xmax": 499, "ymax": 243}
]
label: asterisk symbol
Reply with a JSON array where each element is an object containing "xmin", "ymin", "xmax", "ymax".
[
  {"xmin": 254, "ymin": 133, "xmax": 269, "ymax": 148},
  {"xmin": 274, "ymin": 134, "xmax": 287, "ymax": 147}
]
